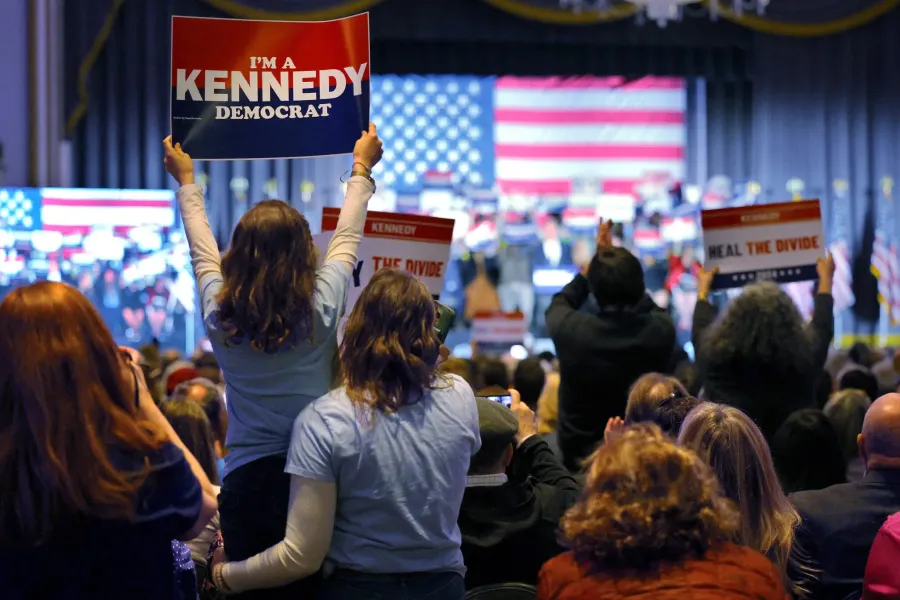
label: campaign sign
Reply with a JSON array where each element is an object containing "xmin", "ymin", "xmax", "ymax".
[
  {"xmin": 471, "ymin": 312, "xmax": 528, "ymax": 354},
  {"xmin": 170, "ymin": 14, "xmax": 370, "ymax": 160},
  {"xmin": 314, "ymin": 209, "xmax": 455, "ymax": 312},
  {"xmin": 701, "ymin": 200, "xmax": 824, "ymax": 290}
]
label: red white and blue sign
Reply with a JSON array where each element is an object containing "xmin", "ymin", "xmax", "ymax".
[
  {"xmin": 170, "ymin": 14, "xmax": 370, "ymax": 161},
  {"xmin": 701, "ymin": 200, "xmax": 824, "ymax": 290}
]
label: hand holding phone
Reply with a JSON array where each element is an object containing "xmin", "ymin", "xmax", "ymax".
[{"xmin": 434, "ymin": 300, "xmax": 456, "ymax": 344}]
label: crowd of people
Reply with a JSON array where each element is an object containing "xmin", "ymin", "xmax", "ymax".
[{"xmin": 5, "ymin": 125, "xmax": 900, "ymax": 600}]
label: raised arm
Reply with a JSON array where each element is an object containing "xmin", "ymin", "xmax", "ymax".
[
  {"xmin": 808, "ymin": 254, "xmax": 836, "ymax": 371},
  {"xmin": 508, "ymin": 390, "xmax": 579, "ymax": 509},
  {"xmin": 323, "ymin": 124, "xmax": 383, "ymax": 269},
  {"xmin": 164, "ymin": 137, "xmax": 222, "ymax": 320},
  {"xmin": 546, "ymin": 219, "xmax": 611, "ymax": 337},
  {"xmin": 692, "ymin": 265, "xmax": 719, "ymax": 349}
]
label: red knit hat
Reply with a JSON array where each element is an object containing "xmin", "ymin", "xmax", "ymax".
[{"xmin": 166, "ymin": 367, "xmax": 199, "ymax": 395}]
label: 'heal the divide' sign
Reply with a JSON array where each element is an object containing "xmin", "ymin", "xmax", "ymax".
[
  {"xmin": 170, "ymin": 14, "xmax": 370, "ymax": 160},
  {"xmin": 701, "ymin": 200, "xmax": 824, "ymax": 290},
  {"xmin": 313, "ymin": 209, "xmax": 455, "ymax": 312}
]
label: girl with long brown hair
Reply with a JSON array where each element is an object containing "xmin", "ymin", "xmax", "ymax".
[
  {"xmin": 163, "ymin": 126, "xmax": 382, "ymax": 598},
  {"xmin": 679, "ymin": 402, "xmax": 813, "ymax": 596},
  {"xmin": 0, "ymin": 281, "xmax": 217, "ymax": 599},
  {"xmin": 210, "ymin": 269, "xmax": 480, "ymax": 600}
]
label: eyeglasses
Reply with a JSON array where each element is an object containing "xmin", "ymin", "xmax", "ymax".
[{"xmin": 660, "ymin": 387, "xmax": 687, "ymax": 406}]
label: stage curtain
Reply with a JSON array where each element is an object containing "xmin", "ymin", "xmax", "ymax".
[
  {"xmin": 485, "ymin": 0, "xmax": 900, "ymax": 36},
  {"xmin": 749, "ymin": 9, "xmax": 900, "ymax": 331},
  {"xmin": 199, "ymin": 0, "xmax": 383, "ymax": 20}
]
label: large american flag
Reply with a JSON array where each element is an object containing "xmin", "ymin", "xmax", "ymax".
[
  {"xmin": 0, "ymin": 188, "xmax": 175, "ymax": 235},
  {"xmin": 370, "ymin": 75, "xmax": 685, "ymax": 197},
  {"xmin": 494, "ymin": 76, "xmax": 685, "ymax": 197},
  {"xmin": 871, "ymin": 230, "xmax": 900, "ymax": 323},
  {"xmin": 829, "ymin": 239, "xmax": 855, "ymax": 313}
]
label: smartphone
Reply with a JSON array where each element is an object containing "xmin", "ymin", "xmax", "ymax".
[
  {"xmin": 485, "ymin": 394, "xmax": 512, "ymax": 408},
  {"xmin": 434, "ymin": 300, "xmax": 456, "ymax": 344}
]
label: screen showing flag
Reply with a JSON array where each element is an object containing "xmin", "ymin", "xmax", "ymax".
[{"xmin": 0, "ymin": 187, "xmax": 194, "ymax": 352}]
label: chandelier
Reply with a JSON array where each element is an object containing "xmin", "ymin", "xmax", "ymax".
[{"xmin": 559, "ymin": 0, "xmax": 770, "ymax": 26}]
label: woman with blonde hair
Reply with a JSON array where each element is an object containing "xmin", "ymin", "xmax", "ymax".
[
  {"xmin": 539, "ymin": 424, "xmax": 788, "ymax": 599},
  {"xmin": 163, "ymin": 128, "xmax": 382, "ymax": 598},
  {"xmin": 679, "ymin": 403, "xmax": 809, "ymax": 595},
  {"xmin": 210, "ymin": 269, "xmax": 480, "ymax": 599}
]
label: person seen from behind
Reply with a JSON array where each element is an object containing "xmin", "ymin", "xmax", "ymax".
[
  {"xmin": 770, "ymin": 409, "xmax": 847, "ymax": 494},
  {"xmin": 171, "ymin": 378, "xmax": 229, "ymax": 482},
  {"xmin": 458, "ymin": 390, "xmax": 579, "ymax": 588},
  {"xmin": 209, "ymin": 269, "xmax": 479, "ymax": 599},
  {"xmin": 790, "ymin": 393, "xmax": 900, "ymax": 600},
  {"xmin": 824, "ymin": 388, "xmax": 872, "ymax": 481},
  {"xmin": 0, "ymin": 281, "xmax": 217, "ymax": 599},
  {"xmin": 512, "ymin": 357, "xmax": 546, "ymax": 411},
  {"xmin": 839, "ymin": 367, "xmax": 880, "ymax": 403},
  {"xmin": 863, "ymin": 512, "xmax": 900, "ymax": 599},
  {"xmin": 692, "ymin": 257, "xmax": 835, "ymax": 441},
  {"xmin": 162, "ymin": 400, "xmax": 222, "ymax": 568},
  {"xmin": 547, "ymin": 219, "xmax": 676, "ymax": 471},
  {"xmin": 163, "ymin": 128, "xmax": 382, "ymax": 598},
  {"xmin": 623, "ymin": 372, "xmax": 699, "ymax": 436},
  {"xmin": 538, "ymin": 424, "xmax": 789, "ymax": 600},
  {"xmin": 678, "ymin": 403, "xmax": 809, "ymax": 595}
]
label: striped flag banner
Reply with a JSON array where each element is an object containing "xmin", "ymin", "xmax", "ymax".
[
  {"xmin": 870, "ymin": 230, "xmax": 900, "ymax": 323},
  {"xmin": 494, "ymin": 76, "xmax": 685, "ymax": 197},
  {"xmin": 0, "ymin": 187, "xmax": 175, "ymax": 235},
  {"xmin": 828, "ymin": 239, "xmax": 855, "ymax": 313},
  {"xmin": 783, "ymin": 281, "xmax": 815, "ymax": 321},
  {"xmin": 39, "ymin": 188, "xmax": 175, "ymax": 235}
]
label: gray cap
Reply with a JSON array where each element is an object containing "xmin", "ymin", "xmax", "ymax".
[{"xmin": 475, "ymin": 397, "xmax": 519, "ymax": 448}]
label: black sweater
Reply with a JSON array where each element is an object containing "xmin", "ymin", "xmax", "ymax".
[
  {"xmin": 546, "ymin": 274, "xmax": 676, "ymax": 471},
  {"xmin": 459, "ymin": 437, "xmax": 580, "ymax": 589}
]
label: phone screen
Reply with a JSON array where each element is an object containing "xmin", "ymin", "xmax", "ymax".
[{"xmin": 484, "ymin": 395, "xmax": 512, "ymax": 408}]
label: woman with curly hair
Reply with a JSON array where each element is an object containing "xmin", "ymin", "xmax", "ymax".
[
  {"xmin": 163, "ymin": 128, "xmax": 382, "ymax": 599},
  {"xmin": 692, "ymin": 257, "xmax": 835, "ymax": 441},
  {"xmin": 209, "ymin": 269, "xmax": 479, "ymax": 599},
  {"xmin": 679, "ymin": 403, "xmax": 812, "ymax": 596},
  {"xmin": 539, "ymin": 424, "xmax": 789, "ymax": 600}
]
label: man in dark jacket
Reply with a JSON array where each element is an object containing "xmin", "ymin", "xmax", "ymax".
[
  {"xmin": 546, "ymin": 220, "xmax": 676, "ymax": 471},
  {"xmin": 459, "ymin": 392, "xmax": 580, "ymax": 589},
  {"xmin": 790, "ymin": 393, "xmax": 900, "ymax": 600}
]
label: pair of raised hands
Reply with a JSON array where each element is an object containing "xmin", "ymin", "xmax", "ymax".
[
  {"xmin": 695, "ymin": 254, "xmax": 835, "ymax": 300},
  {"xmin": 161, "ymin": 124, "xmax": 384, "ymax": 187}
]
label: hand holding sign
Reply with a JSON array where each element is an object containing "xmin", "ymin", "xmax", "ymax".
[
  {"xmin": 817, "ymin": 253, "xmax": 835, "ymax": 295},
  {"xmin": 700, "ymin": 200, "xmax": 824, "ymax": 290},
  {"xmin": 697, "ymin": 264, "xmax": 719, "ymax": 302},
  {"xmin": 353, "ymin": 123, "xmax": 383, "ymax": 170},
  {"xmin": 163, "ymin": 136, "xmax": 195, "ymax": 186}
]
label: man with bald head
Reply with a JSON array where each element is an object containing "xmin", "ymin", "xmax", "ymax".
[{"xmin": 790, "ymin": 393, "xmax": 900, "ymax": 600}]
